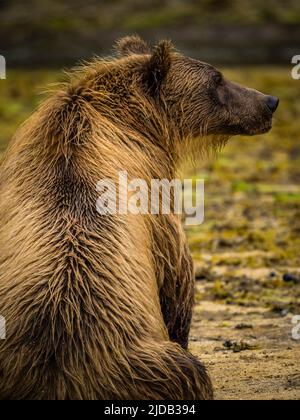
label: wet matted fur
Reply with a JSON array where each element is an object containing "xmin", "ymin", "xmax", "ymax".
[{"xmin": 0, "ymin": 36, "xmax": 276, "ymax": 400}]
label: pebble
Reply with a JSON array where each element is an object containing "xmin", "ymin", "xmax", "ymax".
[
  {"xmin": 283, "ymin": 273, "xmax": 300, "ymax": 283},
  {"xmin": 235, "ymin": 323, "xmax": 253, "ymax": 330}
]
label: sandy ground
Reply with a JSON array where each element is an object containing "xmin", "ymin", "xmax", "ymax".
[{"xmin": 191, "ymin": 280, "xmax": 300, "ymax": 400}]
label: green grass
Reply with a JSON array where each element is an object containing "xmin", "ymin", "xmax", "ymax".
[{"xmin": 0, "ymin": 70, "xmax": 61, "ymax": 153}]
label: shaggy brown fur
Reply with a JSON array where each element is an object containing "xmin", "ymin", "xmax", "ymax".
[{"xmin": 0, "ymin": 36, "xmax": 277, "ymax": 400}]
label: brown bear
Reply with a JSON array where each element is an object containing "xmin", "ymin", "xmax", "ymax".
[{"xmin": 0, "ymin": 36, "xmax": 278, "ymax": 400}]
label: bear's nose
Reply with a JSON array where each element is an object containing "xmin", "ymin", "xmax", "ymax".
[{"xmin": 266, "ymin": 96, "xmax": 279, "ymax": 113}]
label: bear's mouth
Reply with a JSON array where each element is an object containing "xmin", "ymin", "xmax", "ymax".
[
  {"xmin": 218, "ymin": 119, "xmax": 273, "ymax": 136},
  {"xmin": 227, "ymin": 111, "xmax": 274, "ymax": 136},
  {"xmin": 243, "ymin": 104, "xmax": 276, "ymax": 136},
  {"xmin": 246, "ymin": 119, "xmax": 273, "ymax": 136}
]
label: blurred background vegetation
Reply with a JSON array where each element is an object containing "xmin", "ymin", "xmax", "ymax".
[
  {"xmin": 0, "ymin": 1, "xmax": 300, "ymax": 398},
  {"xmin": 1, "ymin": 0, "xmax": 300, "ymax": 65}
]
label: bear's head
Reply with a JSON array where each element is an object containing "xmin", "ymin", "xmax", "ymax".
[
  {"xmin": 47, "ymin": 36, "xmax": 279, "ymax": 161},
  {"xmin": 113, "ymin": 36, "xmax": 278, "ymax": 142}
]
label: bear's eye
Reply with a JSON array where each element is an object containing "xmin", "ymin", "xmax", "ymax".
[{"xmin": 212, "ymin": 73, "xmax": 223, "ymax": 87}]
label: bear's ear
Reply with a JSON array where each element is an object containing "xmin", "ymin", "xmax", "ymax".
[
  {"xmin": 115, "ymin": 35, "xmax": 150, "ymax": 57},
  {"xmin": 143, "ymin": 40, "xmax": 172, "ymax": 96}
]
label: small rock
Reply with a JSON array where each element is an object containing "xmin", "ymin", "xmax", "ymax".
[
  {"xmin": 195, "ymin": 267, "xmax": 213, "ymax": 282},
  {"xmin": 223, "ymin": 340, "xmax": 257, "ymax": 353},
  {"xmin": 283, "ymin": 273, "xmax": 300, "ymax": 284},
  {"xmin": 223, "ymin": 340, "xmax": 233, "ymax": 349},
  {"xmin": 281, "ymin": 309, "xmax": 289, "ymax": 317},
  {"xmin": 235, "ymin": 323, "xmax": 253, "ymax": 330},
  {"xmin": 271, "ymin": 304, "xmax": 289, "ymax": 317}
]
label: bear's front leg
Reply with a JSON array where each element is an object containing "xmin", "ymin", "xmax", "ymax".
[{"xmin": 159, "ymin": 241, "xmax": 195, "ymax": 350}]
